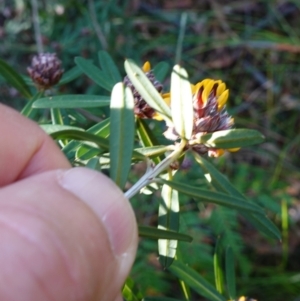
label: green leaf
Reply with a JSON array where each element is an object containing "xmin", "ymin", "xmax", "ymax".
[
  {"xmin": 98, "ymin": 50, "xmax": 122, "ymax": 83},
  {"xmin": 33, "ymin": 95, "xmax": 110, "ymax": 108},
  {"xmin": 138, "ymin": 225, "xmax": 192, "ymax": 242},
  {"xmin": 40, "ymin": 124, "xmax": 83, "ymax": 134},
  {"xmin": 144, "ymin": 297, "xmax": 184, "ymax": 301},
  {"xmin": 0, "ymin": 58, "xmax": 32, "ymax": 99},
  {"xmin": 109, "ymin": 83, "xmax": 135, "ymax": 189},
  {"xmin": 170, "ymin": 65, "xmax": 193, "ymax": 140},
  {"xmin": 21, "ymin": 91, "xmax": 43, "ymax": 118},
  {"xmin": 158, "ymin": 176, "xmax": 180, "ymax": 268},
  {"xmin": 76, "ymin": 145, "xmax": 102, "ymax": 160},
  {"xmin": 136, "ymin": 118, "xmax": 163, "ymax": 165},
  {"xmin": 75, "ymin": 57, "xmax": 114, "ymax": 91},
  {"xmin": 153, "ymin": 61, "xmax": 170, "ymax": 82},
  {"xmin": 225, "ymin": 246, "xmax": 236, "ymax": 300},
  {"xmin": 86, "ymin": 157, "xmax": 101, "ymax": 171},
  {"xmin": 168, "ymin": 261, "xmax": 226, "ymax": 301},
  {"xmin": 194, "ymin": 154, "xmax": 281, "ymax": 240},
  {"xmin": 50, "ymin": 129, "xmax": 109, "ymax": 150},
  {"xmin": 61, "ymin": 118, "xmax": 110, "ymax": 161},
  {"xmin": 158, "ymin": 179, "xmax": 264, "ymax": 214},
  {"xmin": 50, "ymin": 108, "xmax": 63, "ymax": 125},
  {"xmin": 241, "ymin": 213, "xmax": 281, "ymax": 241},
  {"xmin": 124, "ymin": 59, "xmax": 172, "ymax": 122},
  {"xmin": 122, "ymin": 277, "xmax": 142, "ymax": 301},
  {"xmin": 213, "ymin": 238, "xmax": 224, "ymax": 294},
  {"xmin": 197, "ymin": 129, "xmax": 265, "ymax": 149},
  {"xmin": 134, "ymin": 145, "xmax": 171, "ymax": 158},
  {"xmin": 58, "ymin": 66, "xmax": 82, "ymax": 85}
]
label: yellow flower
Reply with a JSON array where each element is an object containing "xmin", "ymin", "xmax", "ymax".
[
  {"xmin": 142, "ymin": 61, "xmax": 151, "ymax": 72},
  {"xmin": 191, "ymin": 79, "xmax": 229, "ymax": 111},
  {"xmin": 163, "ymin": 78, "xmax": 239, "ymax": 157}
]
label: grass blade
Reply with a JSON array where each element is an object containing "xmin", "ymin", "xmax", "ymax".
[
  {"xmin": 168, "ymin": 261, "xmax": 226, "ymax": 301},
  {"xmin": 225, "ymin": 246, "xmax": 236, "ymax": 300},
  {"xmin": 109, "ymin": 83, "xmax": 135, "ymax": 189},
  {"xmin": 213, "ymin": 238, "xmax": 224, "ymax": 294}
]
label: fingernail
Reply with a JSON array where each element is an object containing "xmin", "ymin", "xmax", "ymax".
[{"xmin": 58, "ymin": 168, "xmax": 137, "ymax": 257}]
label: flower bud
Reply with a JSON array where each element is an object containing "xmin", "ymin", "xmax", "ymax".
[{"xmin": 27, "ymin": 53, "xmax": 64, "ymax": 90}]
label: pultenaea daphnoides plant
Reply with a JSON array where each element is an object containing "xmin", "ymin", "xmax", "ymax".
[{"xmin": 0, "ymin": 51, "xmax": 279, "ymax": 301}]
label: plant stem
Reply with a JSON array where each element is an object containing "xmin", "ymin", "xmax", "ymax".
[
  {"xmin": 30, "ymin": 0, "xmax": 43, "ymax": 53},
  {"xmin": 125, "ymin": 140, "xmax": 187, "ymax": 199}
]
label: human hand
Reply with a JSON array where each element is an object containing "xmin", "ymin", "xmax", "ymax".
[{"xmin": 0, "ymin": 104, "xmax": 138, "ymax": 301}]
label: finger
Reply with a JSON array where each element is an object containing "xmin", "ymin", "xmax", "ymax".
[
  {"xmin": 0, "ymin": 168, "xmax": 137, "ymax": 301},
  {"xmin": 0, "ymin": 104, "xmax": 70, "ymax": 186}
]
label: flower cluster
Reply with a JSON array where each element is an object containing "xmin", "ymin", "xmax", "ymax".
[
  {"xmin": 124, "ymin": 62, "xmax": 238, "ymax": 157},
  {"xmin": 27, "ymin": 53, "xmax": 64, "ymax": 90}
]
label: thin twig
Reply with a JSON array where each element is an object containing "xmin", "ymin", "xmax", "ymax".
[
  {"xmin": 124, "ymin": 140, "xmax": 187, "ymax": 199},
  {"xmin": 88, "ymin": 0, "xmax": 108, "ymax": 50},
  {"xmin": 31, "ymin": 0, "xmax": 43, "ymax": 53}
]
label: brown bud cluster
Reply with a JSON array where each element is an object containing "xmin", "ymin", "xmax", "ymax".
[
  {"xmin": 27, "ymin": 53, "xmax": 64, "ymax": 90},
  {"xmin": 124, "ymin": 68, "xmax": 163, "ymax": 119}
]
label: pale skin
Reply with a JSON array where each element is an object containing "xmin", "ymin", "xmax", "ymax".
[{"xmin": 0, "ymin": 104, "xmax": 138, "ymax": 301}]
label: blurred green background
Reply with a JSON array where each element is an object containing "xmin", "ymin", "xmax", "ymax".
[{"xmin": 1, "ymin": 0, "xmax": 300, "ymax": 300}]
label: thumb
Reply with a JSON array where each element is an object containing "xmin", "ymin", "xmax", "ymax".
[{"xmin": 0, "ymin": 167, "xmax": 137, "ymax": 301}]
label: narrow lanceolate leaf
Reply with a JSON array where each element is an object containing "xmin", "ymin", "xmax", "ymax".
[
  {"xmin": 225, "ymin": 246, "xmax": 236, "ymax": 300},
  {"xmin": 158, "ymin": 177, "xmax": 180, "ymax": 268},
  {"xmin": 58, "ymin": 66, "xmax": 82, "ymax": 85},
  {"xmin": 109, "ymin": 83, "xmax": 135, "ymax": 189},
  {"xmin": 124, "ymin": 59, "xmax": 172, "ymax": 122},
  {"xmin": 169, "ymin": 261, "xmax": 226, "ymax": 301},
  {"xmin": 50, "ymin": 129, "xmax": 109, "ymax": 150},
  {"xmin": 159, "ymin": 179, "xmax": 264, "ymax": 214},
  {"xmin": 40, "ymin": 124, "xmax": 83, "ymax": 134},
  {"xmin": 170, "ymin": 65, "xmax": 193, "ymax": 140},
  {"xmin": 144, "ymin": 297, "xmax": 184, "ymax": 301},
  {"xmin": 194, "ymin": 154, "xmax": 281, "ymax": 240},
  {"xmin": 98, "ymin": 50, "xmax": 122, "ymax": 83},
  {"xmin": 138, "ymin": 226, "xmax": 192, "ymax": 242},
  {"xmin": 21, "ymin": 91, "xmax": 43, "ymax": 117},
  {"xmin": 136, "ymin": 118, "xmax": 163, "ymax": 165},
  {"xmin": 74, "ymin": 57, "xmax": 114, "ymax": 91},
  {"xmin": 153, "ymin": 61, "xmax": 170, "ymax": 82},
  {"xmin": 33, "ymin": 95, "xmax": 110, "ymax": 108},
  {"xmin": 62, "ymin": 118, "xmax": 110, "ymax": 161},
  {"xmin": 213, "ymin": 238, "xmax": 224, "ymax": 294},
  {"xmin": 0, "ymin": 58, "xmax": 32, "ymax": 99},
  {"xmin": 134, "ymin": 145, "xmax": 172, "ymax": 158},
  {"xmin": 197, "ymin": 129, "xmax": 265, "ymax": 149}
]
